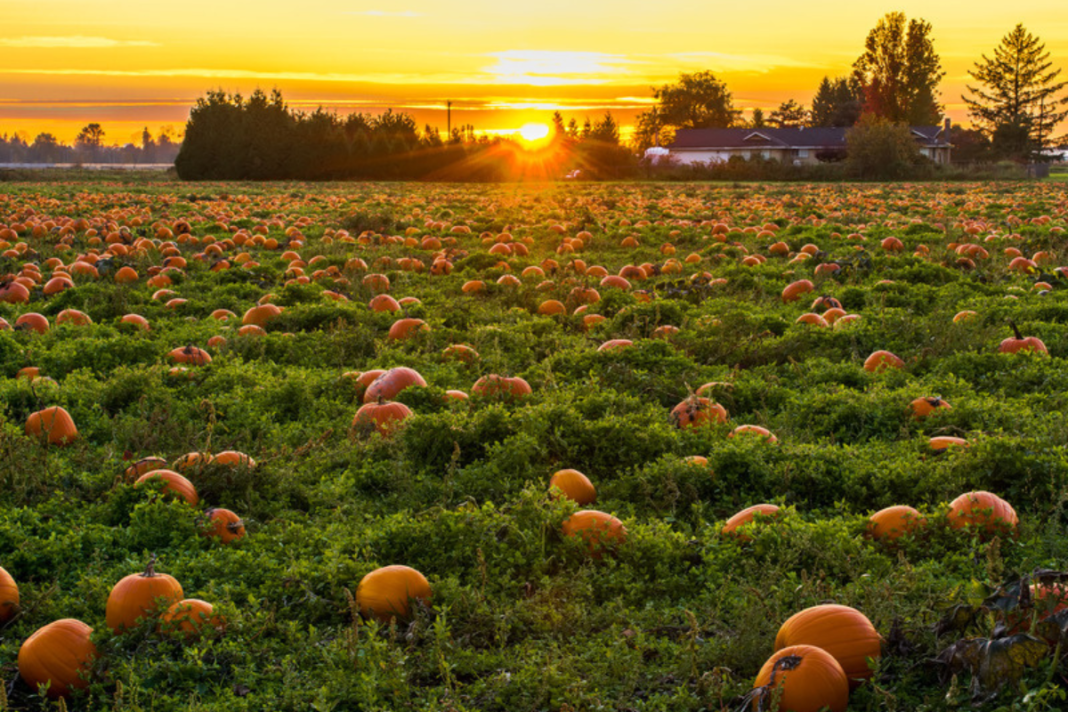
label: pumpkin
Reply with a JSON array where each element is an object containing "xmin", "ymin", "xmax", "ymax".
[
  {"xmin": 999, "ymin": 320, "xmax": 1048, "ymax": 354},
  {"xmin": 561, "ymin": 510, "xmax": 627, "ymax": 557},
  {"xmin": 0, "ymin": 565, "xmax": 18, "ymax": 622},
  {"xmin": 670, "ymin": 396, "xmax": 728, "ymax": 429},
  {"xmin": 124, "ymin": 456, "xmax": 168, "ymax": 481},
  {"xmin": 863, "ymin": 350, "xmax": 904, "ymax": 373},
  {"xmin": 368, "ymin": 294, "xmax": 401, "ymax": 312},
  {"xmin": 471, "ymin": 374, "xmax": 532, "ymax": 400},
  {"xmin": 211, "ymin": 450, "xmax": 256, "ymax": 469},
  {"xmin": 388, "ymin": 318, "xmax": 429, "ymax": 341},
  {"xmin": 443, "ymin": 344, "xmax": 479, "ymax": 363},
  {"xmin": 17, "ymin": 366, "xmax": 40, "ymax": 380},
  {"xmin": 173, "ymin": 452, "xmax": 211, "ymax": 472},
  {"xmin": 199, "ymin": 507, "xmax": 246, "ymax": 544},
  {"xmin": 134, "ymin": 469, "xmax": 199, "ymax": 505},
  {"xmin": 868, "ymin": 505, "xmax": 925, "ymax": 541},
  {"xmin": 549, "ymin": 469, "xmax": 597, "ymax": 505},
  {"xmin": 168, "ymin": 345, "xmax": 212, "ymax": 366},
  {"xmin": 537, "ymin": 299, "xmax": 566, "ymax": 316},
  {"xmin": 930, "ymin": 436, "xmax": 968, "ymax": 451},
  {"xmin": 598, "ymin": 339, "xmax": 633, "ymax": 351},
  {"xmin": 364, "ymin": 367, "xmax": 427, "ymax": 403},
  {"xmin": 15, "ymin": 312, "xmax": 50, "ymax": 334},
  {"xmin": 775, "ymin": 604, "xmax": 882, "ymax": 687},
  {"xmin": 729, "ymin": 424, "xmax": 778, "ymax": 442},
  {"xmin": 722, "ymin": 503, "xmax": 781, "ymax": 539},
  {"xmin": 160, "ymin": 599, "xmax": 225, "ymax": 638},
  {"xmin": 56, "ymin": 309, "xmax": 92, "ymax": 326},
  {"xmin": 782, "ymin": 279, "xmax": 814, "ymax": 303},
  {"xmin": 26, "ymin": 406, "xmax": 78, "ymax": 446},
  {"xmin": 105, "ymin": 557, "xmax": 184, "ymax": 632},
  {"xmin": 751, "ymin": 644, "xmax": 849, "ymax": 712},
  {"xmin": 909, "ymin": 396, "xmax": 951, "ymax": 418},
  {"xmin": 120, "ymin": 313, "xmax": 150, "ymax": 331},
  {"xmin": 353, "ymin": 401, "xmax": 414, "ymax": 437},
  {"xmin": 948, "ymin": 490, "xmax": 1017, "ymax": 537},
  {"xmin": 18, "ymin": 619, "xmax": 97, "ymax": 698},
  {"xmin": 356, "ymin": 565, "xmax": 432, "ymax": 623},
  {"xmin": 242, "ymin": 303, "xmax": 282, "ymax": 326}
]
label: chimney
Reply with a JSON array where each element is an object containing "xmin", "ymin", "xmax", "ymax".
[{"xmin": 943, "ymin": 117, "xmax": 951, "ymax": 142}]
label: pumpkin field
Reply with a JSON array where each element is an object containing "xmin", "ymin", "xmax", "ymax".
[{"xmin": 3, "ymin": 178, "xmax": 1068, "ymax": 711}]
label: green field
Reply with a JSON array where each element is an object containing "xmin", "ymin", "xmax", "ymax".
[{"xmin": 1, "ymin": 180, "xmax": 1068, "ymax": 711}]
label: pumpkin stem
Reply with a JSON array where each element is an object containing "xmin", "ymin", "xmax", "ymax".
[
  {"xmin": 143, "ymin": 553, "xmax": 158, "ymax": 578},
  {"xmin": 1008, "ymin": 319, "xmax": 1023, "ymax": 341},
  {"xmin": 769, "ymin": 654, "xmax": 803, "ymax": 685},
  {"xmin": 227, "ymin": 520, "xmax": 245, "ymax": 533}
]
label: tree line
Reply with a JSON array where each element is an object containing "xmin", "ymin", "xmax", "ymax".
[
  {"xmin": 633, "ymin": 14, "xmax": 1066, "ymax": 164},
  {"xmin": 173, "ymin": 89, "xmax": 634, "ymax": 181},
  {"xmin": 0, "ymin": 125, "xmax": 181, "ymax": 165}
]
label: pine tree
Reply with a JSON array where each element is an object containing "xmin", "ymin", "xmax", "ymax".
[{"xmin": 963, "ymin": 24, "xmax": 1068, "ymax": 159}]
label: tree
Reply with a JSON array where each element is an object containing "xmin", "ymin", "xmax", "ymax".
[
  {"xmin": 75, "ymin": 123, "xmax": 105, "ymax": 160},
  {"xmin": 810, "ymin": 76, "xmax": 865, "ymax": 127},
  {"xmin": 963, "ymin": 24, "xmax": 1068, "ymax": 160},
  {"xmin": 845, "ymin": 114, "xmax": 925, "ymax": 179},
  {"xmin": 750, "ymin": 108, "xmax": 768, "ymax": 129},
  {"xmin": 852, "ymin": 12, "xmax": 945, "ymax": 125},
  {"xmin": 30, "ymin": 133, "xmax": 61, "ymax": 163},
  {"xmin": 769, "ymin": 100, "xmax": 808, "ymax": 128},
  {"xmin": 632, "ymin": 70, "xmax": 739, "ymax": 149}
]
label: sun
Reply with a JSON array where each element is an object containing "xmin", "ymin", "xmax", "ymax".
[{"xmin": 518, "ymin": 122, "xmax": 550, "ymax": 144}]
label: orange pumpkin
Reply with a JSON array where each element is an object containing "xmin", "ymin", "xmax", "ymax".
[
  {"xmin": 388, "ymin": 318, "xmax": 429, "ymax": 341},
  {"xmin": 561, "ymin": 510, "xmax": 627, "ymax": 557},
  {"xmin": 353, "ymin": 401, "xmax": 414, "ymax": 437},
  {"xmin": 199, "ymin": 507, "xmax": 246, "ymax": 544},
  {"xmin": 168, "ymin": 345, "xmax": 212, "ymax": 366},
  {"xmin": 670, "ymin": 396, "xmax": 728, "ymax": 429},
  {"xmin": 722, "ymin": 504, "xmax": 781, "ymax": 539},
  {"xmin": 26, "ymin": 406, "xmax": 78, "ymax": 446},
  {"xmin": 471, "ymin": 374, "xmax": 532, "ymax": 400},
  {"xmin": 120, "ymin": 313, "xmax": 150, "ymax": 331},
  {"xmin": 56, "ymin": 309, "xmax": 92, "ymax": 326},
  {"xmin": 242, "ymin": 303, "xmax": 282, "ymax": 327},
  {"xmin": 782, "ymin": 279, "xmax": 814, "ymax": 303},
  {"xmin": 105, "ymin": 558, "xmax": 184, "ymax": 632},
  {"xmin": 442, "ymin": 344, "xmax": 479, "ymax": 363},
  {"xmin": 774, "ymin": 604, "xmax": 882, "ymax": 687},
  {"xmin": 549, "ymin": 469, "xmax": 597, "ymax": 505},
  {"xmin": 172, "ymin": 452, "xmax": 212, "ymax": 472},
  {"xmin": 948, "ymin": 490, "xmax": 1017, "ymax": 538},
  {"xmin": 999, "ymin": 320, "xmax": 1048, "ymax": 355},
  {"xmin": 15, "ymin": 312, "xmax": 50, "ymax": 334},
  {"xmin": 930, "ymin": 436, "xmax": 968, "ymax": 451},
  {"xmin": 863, "ymin": 350, "xmax": 904, "ymax": 373},
  {"xmin": 0, "ymin": 565, "xmax": 18, "ymax": 622},
  {"xmin": 909, "ymin": 396, "xmax": 951, "ymax": 418},
  {"xmin": 368, "ymin": 294, "xmax": 401, "ymax": 312},
  {"xmin": 160, "ymin": 599, "xmax": 225, "ymax": 638},
  {"xmin": 751, "ymin": 644, "xmax": 849, "ymax": 712},
  {"xmin": 134, "ymin": 469, "xmax": 199, "ymax": 505},
  {"xmin": 123, "ymin": 456, "xmax": 168, "ymax": 481},
  {"xmin": 364, "ymin": 367, "xmax": 427, "ymax": 403},
  {"xmin": 18, "ymin": 619, "xmax": 97, "ymax": 698},
  {"xmin": 729, "ymin": 424, "xmax": 778, "ymax": 442},
  {"xmin": 598, "ymin": 339, "xmax": 633, "ymax": 351},
  {"xmin": 868, "ymin": 505, "xmax": 925, "ymax": 541},
  {"xmin": 356, "ymin": 565, "xmax": 432, "ymax": 623}
]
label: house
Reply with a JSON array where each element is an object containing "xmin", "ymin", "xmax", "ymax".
[{"xmin": 653, "ymin": 119, "xmax": 952, "ymax": 166}]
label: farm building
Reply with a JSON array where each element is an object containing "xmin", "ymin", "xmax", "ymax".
[{"xmin": 653, "ymin": 119, "xmax": 952, "ymax": 166}]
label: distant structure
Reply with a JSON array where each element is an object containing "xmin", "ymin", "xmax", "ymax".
[{"xmin": 652, "ymin": 119, "xmax": 952, "ymax": 166}]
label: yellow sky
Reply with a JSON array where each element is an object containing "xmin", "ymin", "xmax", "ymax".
[{"xmin": 3, "ymin": 0, "xmax": 1067, "ymax": 144}]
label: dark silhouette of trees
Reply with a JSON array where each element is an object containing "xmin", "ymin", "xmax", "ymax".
[
  {"xmin": 852, "ymin": 12, "xmax": 945, "ymax": 125},
  {"xmin": 845, "ymin": 114, "xmax": 925, "ymax": 178},
  {"xmin": 631, "ymin": 71, "xmax": 740, "ymax": 150},
  {"xmin": 810, "ymin": 77, "xmax": 865, "ymax": 127},
  {"xmin": 963, "ymin": 24, "xmax": 1068, "ymax": 161},
  {"xmin": 769, "ymin": 100, "xmax": 809, "ymax": 128}
]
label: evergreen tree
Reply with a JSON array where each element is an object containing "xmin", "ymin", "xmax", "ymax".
[
  {"xmin": 769, "ymin": 100, "xmax": 808, "ymax": 128},
  {"xmin": 810, "ymin": 76, "xmax": 865, "ymax": 127},
  {"xmin": 963, "ymin": 24, "xmax": 1068, "ymax": 160}
]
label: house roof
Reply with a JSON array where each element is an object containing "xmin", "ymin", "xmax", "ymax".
[{"xmin": 667, "ymin": 125, "xmax": 949, "ymax": 150}]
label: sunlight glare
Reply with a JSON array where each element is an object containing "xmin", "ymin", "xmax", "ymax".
[{"xmin": 518, "ymin": 122, "xmax": 550, "ymax": 143}]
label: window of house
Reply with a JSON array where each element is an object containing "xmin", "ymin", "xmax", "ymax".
[
  {"xmin": 761, "ymin": 150, "xmax": 771, "ymax": 160},
  {"xmin": 798, "ymin": 149, "xmax": 809, "ymax": 158}
]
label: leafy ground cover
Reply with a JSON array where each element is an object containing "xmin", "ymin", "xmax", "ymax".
[{"xmin": 0, "ymin": 180, "xmax": 1067, "ymax": 710}]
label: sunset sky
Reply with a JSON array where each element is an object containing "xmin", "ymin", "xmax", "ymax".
[{"xmin": 3, "ymin": 0, "xmax": 1068, "ymax": 145}]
